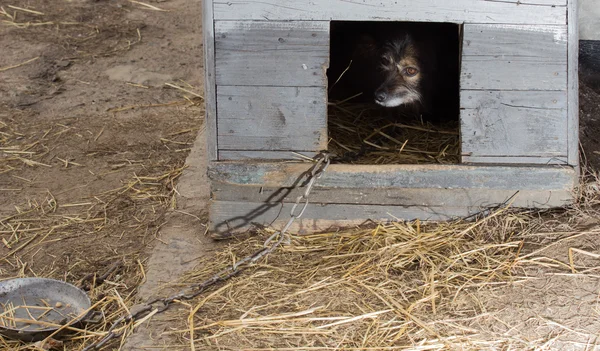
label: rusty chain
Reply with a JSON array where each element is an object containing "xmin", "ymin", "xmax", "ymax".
[{"xmin": 82, "ymin": 151, "xmax": 330, "ymax": 350}]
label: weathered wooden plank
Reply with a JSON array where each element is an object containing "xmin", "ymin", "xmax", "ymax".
[
  {"xmin": 215, "ymin": 21, "xmax": 329, "ymax": 87},
  {"xmin": 217, "ymin": 86, "xmax": 327, "ymax": 151},
  {"xmin": 209, "ymin": 201, "xmax": 474, "ymax": 236},
  {"xmin": 213, "ymin": 0, "xmax": 566, "ymax": 25},
  {"xmin": 461, "ymin": 156, "xmax": 568, "ymax": 165},
  {"xmin": 211, "ymin": 183, "xmax": 573, "ymax": 208},
  {"xmin": 567, "ymin": 0, "xmax": 579, "ymax": 168},
  {"xmin": 219, "ymin": 150, "xmax": 317, "ymax": 160},
  {"xmin": 207, "ymin": 162, "xmax": 577, "ymax": 191},
  {"xmin": 460, "ymin": 90, "xmax": 567, "ymax": 110},
  {"xmin": 460, "ymin": 90, "xmax": 568, "ymax": 159},
  {"xmin": 203, "ymin": 0, "xmax": 217, "ymax": 161},
  {"xmin": 461, "ymin": 24, "xmax": 567, "ymax": 91},
  {"xmin": 461, "ymin": 60, "xmax": 566, "ymax": 91},
  {"xmin": 462, "ymin": 25, "xmax": 567, "ymax": 57}
]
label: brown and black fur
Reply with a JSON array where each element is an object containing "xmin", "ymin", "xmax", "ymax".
[{"xmin": 328, "ymin": 22, "xmax": 460, "ymax": 122}]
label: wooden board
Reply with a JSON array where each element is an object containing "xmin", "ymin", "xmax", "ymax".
[
  {"xmin": 209, "ymin": 201, "xmax": 474, "ymax": 236},
  {"xmin": 217, "ymin": 86, "xmax": 327, "ymax": 151},
  {"xmin": 460, "ymin": 90, "xmax": 568, "ymax": 160},
  {"xmin": 202, "ymin": 0, "xmax": 217, "ymax": 161},
  {"xmin": 212, "ymin": 183, "xmax": 573, "ymax": 208},
  {"xmin": 213, "ymin": 0, "xmax": 567, "ymax": 25},
  {"xmin": 461, "ymin": 25, "xmax": 567, "ymax": 58},
  {"xmin": 567, "ymin": 0, "xmax": 579, "ymax": 168},
  {"xmin": 208, "ymin": 162, "xmax": 577, "ymax": 191},
  {"xmin": 215, "ymin": 21, "xmax": 329, "ymax": 87},
  {"xmin": 461, "ymin": 156, "xmax": 568, "ymax": 165},
  {"xmin": 219, "ymin": 150, "xmax": 317, "ymax": 160},
  {"xmin": 461, "ymin": 24, "xmax": 567, "ymax": 91}
]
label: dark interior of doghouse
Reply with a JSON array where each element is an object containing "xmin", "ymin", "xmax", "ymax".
[{"xmin": 327, "ymin": 21, "xmax": 462, "ymax": 164}]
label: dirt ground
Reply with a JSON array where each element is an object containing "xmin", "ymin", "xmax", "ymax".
[
  {"xmin": 0, "ymin": 0, "xmax": 208, "ymax": 348},
  {"xmin": 1, "ymin": 0, "xmax": 600, "ymax": 350}
]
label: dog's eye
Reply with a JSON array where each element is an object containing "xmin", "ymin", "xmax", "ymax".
[
  {"xmin": 380, "ymin": 56, "xmax": 392, "ymax": 65},
  {"xmin": 403, "ymin": 67, "xmax": 419, "ymax": 76}
]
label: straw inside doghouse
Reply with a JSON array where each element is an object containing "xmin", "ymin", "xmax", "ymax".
[{"xmin": 327, "ymin": 101, "xmax": 460, "ymax": 164}]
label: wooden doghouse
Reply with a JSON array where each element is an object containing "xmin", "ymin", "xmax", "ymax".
[{"xmin": 202, "ymin": 0, "xmax": 579, "ymax": 236}]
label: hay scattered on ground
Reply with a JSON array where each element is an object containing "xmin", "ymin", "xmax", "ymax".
[
  {"xmin": 169, "ymin": 170, "xmax": 600, "ymax": 350},
  {"xmin": 178, "ymin": 211, "xmax": 530, "ymax": 349},
  {"xmin": 0, "ymin": 89, "xmax": 202, "ymax": 349},
  {"xmin": 1, "ymin": 1, "xmax": 143, "ymax": 60},
  {"xmin": 0, "ymin": 164, "xmax": 185, "ymax": 350},
  {"xmin": 328, "ymin": 101, "xmax": 459, "ymax": 164}
]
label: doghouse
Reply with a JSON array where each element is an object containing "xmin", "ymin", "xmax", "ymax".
[{"xmin": 202, "ymin": 0, "xmax": 579, "ymax": 237}]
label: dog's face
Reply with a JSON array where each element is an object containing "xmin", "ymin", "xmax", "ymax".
[{"xmin": 374, "ymin": 35, "xmax": 423, "ymax": 108}]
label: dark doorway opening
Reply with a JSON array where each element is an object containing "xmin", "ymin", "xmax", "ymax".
[{"xmin": 327, "ymin": 21, "xmax": 462, "ymax": 165}]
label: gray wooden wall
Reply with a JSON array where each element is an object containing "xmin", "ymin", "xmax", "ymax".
[
  {"xmin": 203, "ymin": 0, "xmax": 579, "ymax": 234},
  {"xmin": 204, "ymin": 0, "xmax": 578, "ymax": 167}
]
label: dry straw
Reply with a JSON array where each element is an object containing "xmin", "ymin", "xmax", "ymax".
[
  {"xmin": 0, "ymin": 2, "xmax": 202, "ymax": 348},
  {"xmin": 0, "ymin": 134, "xmax": 188, "ymax": 350},
  {"xmin": 1, "ymin": 107, "xmax": 196, "ymax": 350},
  {"xmin": 170, "ymin": 168, "xmax": 600, "ymax": 350},
  {"xmin": 0, "ymin": 163, "xmax": 183, "ymax": 349},
  {"xmin": 327, "ymin": 101, "xmax": 459, "ymax": 164}
]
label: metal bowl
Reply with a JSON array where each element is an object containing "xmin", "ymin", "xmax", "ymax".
[{"xmin": 0, "ymin": 278, "xmax": 100, "ymax": 342}]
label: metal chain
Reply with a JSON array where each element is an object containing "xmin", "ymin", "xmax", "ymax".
[{"xmin": 82, "ymin": 151, "xmax": 330, "ymax": 350}]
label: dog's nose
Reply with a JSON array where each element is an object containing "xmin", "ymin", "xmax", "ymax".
[{"xmin": 374, "ymin": 91, "xmax": 387, "ymax": 103}]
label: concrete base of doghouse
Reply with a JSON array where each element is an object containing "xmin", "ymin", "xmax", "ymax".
[{"xmin": 207, "ymin": 162, "xmax": 577, "ymax": 238}]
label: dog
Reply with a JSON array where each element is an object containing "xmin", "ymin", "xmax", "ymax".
[{"xmin": 328, "ymin": 22, "xmax": 459, "ymax": 122}]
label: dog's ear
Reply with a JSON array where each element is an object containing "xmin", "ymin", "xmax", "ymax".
[{"xmin": 353, "ymin": 35, "xmax": 378, "ymax": 58}]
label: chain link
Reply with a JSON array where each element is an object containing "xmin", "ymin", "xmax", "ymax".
[{"xmin": 82, "ymin": 151, "xmax": 330, "ymax": 350}]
